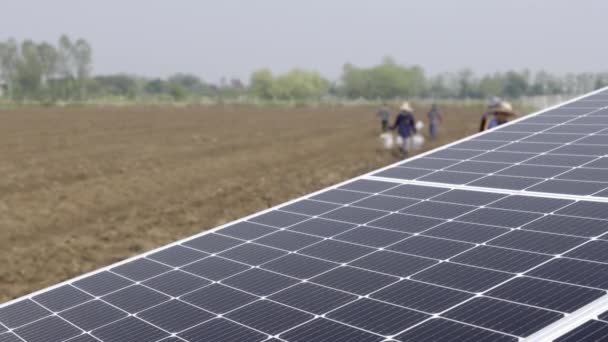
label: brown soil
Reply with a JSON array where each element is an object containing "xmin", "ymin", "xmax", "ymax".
[{"xmin": 0, "ymin": 104, "xmax": 487, "ymax": 301}]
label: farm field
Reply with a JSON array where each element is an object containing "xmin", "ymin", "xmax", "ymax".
[{"xmin": 1, "ymin": 104, "xmax": 498, "ymax": 301}]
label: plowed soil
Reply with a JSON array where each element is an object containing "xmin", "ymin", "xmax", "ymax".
[{"xmin": 0, "ymin": 104, "xmax": 489, "ymax": 301}]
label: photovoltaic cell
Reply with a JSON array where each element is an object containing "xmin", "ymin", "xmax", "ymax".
[
  {"xmin": 486, "ymin": 276, "xmax": 605, "ymax": 313},
  {"xmin": 443, "ymin": 297, "xmax": 563, "ymax": 337},
  {"xmin": 371, "ymin": 279, "xmax": 473, "ymax": 314},
  {"xmin": 555, "ymin": 320, "xmax": 608, "ymax": 342},
  {"xmin": 395, "ymin": 318, "xmax": 517, "ymax": 342},
  {"xmin": 327, "ymin": 298, "xmax": 429, "ymax": 335}
]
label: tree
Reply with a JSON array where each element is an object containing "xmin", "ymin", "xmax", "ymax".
[
  {"xmin": 14, "ymin": 40, "xmax": 44, "ymax": 99},
  {"xmin": 502, "ymin": 71, "xmax": 529, "ymax": 98},
  {"xmin": 144, "ymin": 78, "xmax": 168, "ymax": 94},
  {"xmin": 0, "ymin": 38, "xmax": 19, "ymax": 99},
  {"xmin": 72, "ymin": 39, "xmax": 92, "ymax": 100},
  {"xmin": 340, "ymin": 58, "xmax": 426, "ymax": 99},
  {"xmin": 249, "ymin": 69, "xmax": 274, "ymax": 100}
]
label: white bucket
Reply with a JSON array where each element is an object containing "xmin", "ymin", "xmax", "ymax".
[
  {"xmin": 411, "ymin": 133, "xmax": 425, "ymax": 151},
  {"xmin": 379, "ymin": 133, "xmax": 395, "ymax": 149}
]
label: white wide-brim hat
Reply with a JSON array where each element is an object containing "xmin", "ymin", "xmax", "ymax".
[
  {"xmin": 400, "ymin": 102, "xmax": 413, "ymax": 112},
  {"xmin": 493, "ymin": 101, "xmax": 516, "ymax": 116}
]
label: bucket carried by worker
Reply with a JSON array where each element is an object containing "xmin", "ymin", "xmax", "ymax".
[{"xmin": 379, "ymin": 132, "xmax": 395, "ymax": 149}]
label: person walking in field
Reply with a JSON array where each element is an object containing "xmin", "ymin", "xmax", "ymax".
[
  {"xmin": 391, "ymin": 102, "xmax": 417, "ymax": 158},
  {"xmin": 479, "ymin": 100, "xmax": 516, "ymax": 131},
  {"xmin": 427, "ymin": 103, "xmax": 442, "ymax": 139},
  {"xmin": 377, "ymin": 104, "xmax": 391, "ymax": 132}
]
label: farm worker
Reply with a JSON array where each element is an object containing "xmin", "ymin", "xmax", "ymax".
[
  {"xmin": 479, "ymin": 97, "xmax": 502, "ymax": 132},
  {"xmin": 377, "ymin": 104, "xmax": 391, "ymax": 132},
  {"xmin": 391, "ymin": 102, "xmax": 417, "ymax": 157},
  {"xmin": 427, "ymin": 103, "xmax": 442, "ymax": 139},
  {"xmin": 480, "ymin": 100, "xmax": 516, "ymax": 131}
]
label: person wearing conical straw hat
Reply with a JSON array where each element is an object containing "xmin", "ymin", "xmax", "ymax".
[
  {"xmin": 480, "ymin": 100, "xmax": 516, "ymax": 131},
  {"xmin": 391, "ymin": 101, "xmax": 417, "ymax": 157}
]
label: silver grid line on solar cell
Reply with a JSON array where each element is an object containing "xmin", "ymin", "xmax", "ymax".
[{"xmin": 2, "ymin": 87, "xmax": 608, "ymax": 342}]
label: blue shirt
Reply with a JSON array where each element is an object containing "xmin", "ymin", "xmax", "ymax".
[{"xmin": 392, "ymin": 111, "xmax": 416, "ymax": 137}]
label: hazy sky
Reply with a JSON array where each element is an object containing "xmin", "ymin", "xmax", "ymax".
[{"xmin": 4, "ymin": 0, "xmax": 608, "ymax": 82}]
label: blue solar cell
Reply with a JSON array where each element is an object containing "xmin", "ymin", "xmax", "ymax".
[
  {"xmin": 401, "ymin": 201, "xmax": 476, "ymax": 219},
  {"xmin": 412, "ymin": 263, "xmax": 512, "ymax": 292},
  {"xmin": 395, "ymin": 318, "xmax": 517, "ymax": 342},
  {"xmin": 15, "ymin": 316, "xmax": 81, "ymax": 342},
  {"xmin": 566, "ymin": 240, "xmax": 608, "ymax": 263},
  {"xmin": 222, "ymin": 268, "xmax": 298, "ymax": 296},
  {"xmin": 138, "ymin": 300, "xmax": 214, "ymax": 333},
  {"xmin": 382, "ymin": 184, "xmax": 450, "ymax": 199},
  {"xmin": 299, "ymin": 239, "xmax": 374, "ymax": 263},
  {"xmin": 373, "ymin": 166, "xmax": 433, "ymax": 180},
  {"xmin": 179, "ymin": 318, "xmax": 267, "ymax": 342},
  {"xmin": 102, "ymin": 285, "xmax": 169, "ymax": 313},
  {"xmin": 311, "ymin": 266, "xmax": 398, "ymax": 295},
  {"xmin": 261, "ymin": 253, "xmax": 337, "ymax": 279},
  {"xmin": 321, "ymin": 206, "xmax": 387, "ymax": 224},
  {"xmin": 452, "ymin": 246, "xmax": 552, "ymax": 273},
  {"xmin": 371, "ymin": 280, "xmax": 473, "ymax": 314},
  {"xmin": 249, "ymin": 210, "xmax": 309, "ymax": 228},
  {"xmin": 469, "ymin": 175, "xmax": 542, "ymax": 190},
  {"xmin": 72, "ymin": 271, "xmax": 133, "ymax": 297},
  {"xmin": 339, "ymin": 179, "xmax": 399, "ymax": 193},
  {"xmin": 368, "ymin": 213, "xmax": 444, "ymax": 233},
  {"xmin": 351, "ymin": 195, "xmax": 419, "ymax": 212},
  {"xmin": 254, "ymin": 230, "xmax": 322, "ymax": 251},
  {"xmin": 555, "ymin": 320, "xmax": 608, "ymax": 342},
  {"xmin": 110, "ymin": 258, "xmax": 172, "ymax": 282},
  {"xmin": 443, "ymin": 297, "xmax": 563, "ymax": 337},
  {"xmin": 287, "ymin": 218, "xmax": 356, "ymax": 237},
  {"xmin": 279, "ymin": 200, "xmax": 340, "ymax": 216},
  {"xmin": 528, "ymin": 258, "xmax": 608, "ymax": 289},
  {"xmin": 270, "ymin": 283, "xmax": 355, "ymax": 314},
  {"xmin": 143, "ymin": 270, "xmax": 211, "ymax": 297},
  {"xmin": 350, "ymin": 250, "xmax": 437, "ymax": 277},
  {"xmin": 59, "ymin": 300, "xmax": 127, "ymax": 331},
  {"xmin": 226, "ymin": 300, "xmax": 313, "ymax": 335},
  {"xmin": 181, "ymin": 284, "xmax": 256, "ymax": 314},
  {"xmin": 423, "ymin": 221, "xmax": 509, "ymax": 244},
  {"xmin": 489, "ymin": 230, "xmax": 586, "ymax": 254},
  {"xmin": 147, "ymin": 245, "xmax": 208, "ymax": 267},
  {"xmin": 219, "ymin": 243, "xmax": 286, "ymax": 266},
  {"xmin": 487, "ymin": 277, "xmax": 604, "ymax": 313},
  {"xmin": 310, "ymin": 189, "xmax": 369, "ymax": 204},
  {"xmin": 327, "ymin": 298, "xmax": 429, "ymax": 335},
  {"xmin": 92, "ymin": 317, "xmax": 168, "ymax": 342},
  {"xmin": 183, "ymin": 233, "xmax": 243, "ymax": 253},
  {"xmin": 280, "ymin": 318, "xmax": 383, "ymax": 342},
  {"xmin": 388, "ymin": 236, "xmax": 474, "ymax": 260},
  {"xmin": 334, "ymin": 226, "xmax": 410, "ymax": 248},
  {"xmin": 218, "ymin": 221, "xmax": 277, "ymax": 240},
  {"xmin": 0, "ymin": 300, "xmax": 50, "ymax": 329},
  {"xmin": 32, "ymin": 285, "xmax": 92, "ymax": 312},
  {"xmin": 181, "ymin": 256, "xmax": 249, "ymax": 281}
]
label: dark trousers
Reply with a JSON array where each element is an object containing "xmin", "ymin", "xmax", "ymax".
[{"xmin": 381, "ymin": 120, "xmax": 388, "ymax": 132}]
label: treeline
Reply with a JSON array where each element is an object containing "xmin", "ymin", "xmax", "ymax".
[
  {"xmin": 1, "ymin": 37, "xmax": 608, "ymax": 104},
  {"xmin": 0, "ymin": 35, "xmax": 92, "ymax": 102}
]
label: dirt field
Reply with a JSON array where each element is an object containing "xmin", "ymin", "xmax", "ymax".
[{"xmin": 0, "ymin": 104, "xmax": 489, "ymax": 302}]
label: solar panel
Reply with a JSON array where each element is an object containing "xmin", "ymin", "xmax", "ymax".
[{"xmin": 2, "ymin": 88, "xmax": 608, "ymax": 342}]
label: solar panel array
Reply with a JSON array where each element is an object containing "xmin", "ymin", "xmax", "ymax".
[{"xmin": 2, "ymin": 88, "xmax": 608, "ymax": 342}]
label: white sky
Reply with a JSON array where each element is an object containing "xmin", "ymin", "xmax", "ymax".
[{"xmin": 3, "ymin": 0, "xmax": 608, "ymax": 82}]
